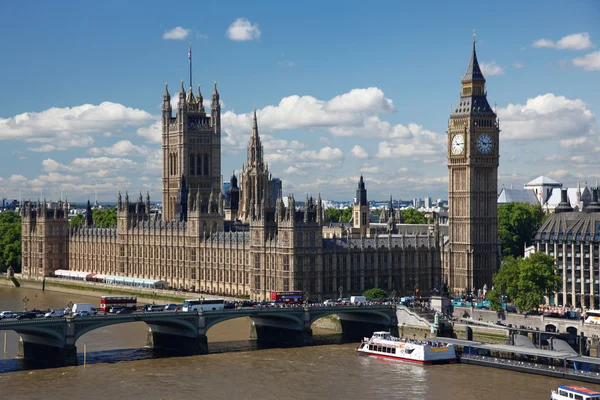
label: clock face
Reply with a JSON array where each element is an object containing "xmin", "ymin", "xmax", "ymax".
[
  {"xmin": 451, "ymin": 134, "xmax": 465, "ymax": 155},
  {"xmin": 477, "ymin": 134, "xmax": 493, "ymax": 154}
]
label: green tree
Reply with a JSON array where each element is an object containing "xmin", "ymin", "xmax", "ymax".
[
  {"xmin": 498, "ymin": 202, "xmax": 544, "ymax": 258},
  {"xmin": 69, "ymin": 214, "xmax": 84, "ymax": 228},
  {"xmin": 364, "ymin": 288, "xmax": 388, "ymax": 299},
  {"xmin": 488, "ymin": 253, "xmax": 560, "ymax": 312},
  {"xmin": 325, "ymin": 207, "xmax": 352, "ymax": 223},
  {"xmin": 400, "ymin": 208, "xmax": 427, "ymax": 224},
  {"xmin": 93, "ymin": 208, "xmax": 117, "ymax": 227},
  {"xmin": 0, "ymin": 211, "xmax": 22, "ymax": 273}
]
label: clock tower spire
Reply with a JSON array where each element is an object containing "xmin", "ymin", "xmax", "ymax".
[{"xmin": 445, "ymin": 32, "xmax": 500, "ymax": 296}]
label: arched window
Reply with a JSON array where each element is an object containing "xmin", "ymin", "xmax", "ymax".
[
  {"xmin": 204, "ymin": 154, "xmax": 210, "ymax": 176},
  {"xmin": 197, "ymin": 153, "xmax": 202, "ymax": 175},
  {"xmin": 189, "ymin": 154, "xmax": 195, "ymax": 175}
]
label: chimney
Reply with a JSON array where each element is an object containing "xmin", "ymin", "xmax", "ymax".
[{"xmin": 555, "ymin": 188, "xmax": 573, "ymax": 214}]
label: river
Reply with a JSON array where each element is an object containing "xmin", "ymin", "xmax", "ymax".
[{"xmin": 0, "ymin": 286, "xmax": 596, "ymax": 399}]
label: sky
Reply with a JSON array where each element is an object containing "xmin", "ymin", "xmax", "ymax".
[{"xmin": 0, "ymin": 1, "xmax": 599, "ymax": 203}]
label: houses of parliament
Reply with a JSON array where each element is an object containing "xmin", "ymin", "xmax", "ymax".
[{"xmin": 20, "ymin": 38, "xmax": 501, "ymax": 300}]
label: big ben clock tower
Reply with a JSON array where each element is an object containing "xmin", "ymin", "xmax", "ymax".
[{"xmin": 446, "ymin": 33, "xmax": 500, "ymax": 295}]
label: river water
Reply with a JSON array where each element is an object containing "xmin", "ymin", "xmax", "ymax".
[{"xmin": 0, "ymin": 286, "xmax": 596, "ymax": 399}]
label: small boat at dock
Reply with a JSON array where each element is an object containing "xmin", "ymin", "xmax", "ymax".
[
  {"xmin": 551, "ymin": 385, "xmax": 600, "ymax": 399},
  {"xmin": 356, "ymin": 331, "xmax": 457, "ymax": 365}
]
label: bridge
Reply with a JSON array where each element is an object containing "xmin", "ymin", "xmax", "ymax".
[{"xmin": 0, "ymin": 305, "xmax": 397, "ymax": 367}]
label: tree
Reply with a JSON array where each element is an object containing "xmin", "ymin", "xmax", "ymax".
[
  {"xmin": 69, "ymin": 208, "xmax": 117, "ymax": 229},
  {"xmin": 325, "ymin": 207, "xmax": 352, "ymax": 223},
  {"xmin": 498, "ymin": 202, "xmax": 544, "ymax": 258},
  {"xmin": 488, "ymin": 253, "xmax": 561, "ymax": 312},
  {"xmin": 364, "ymin": 288, "xmax": 388, "ymax": 299},
  {"xmin": 400, "ymin": 208, "xmax": 427, "ymax": 224},
  {"xmin": 0, "ymin": 211, "xmax": 21, "ymax": 273},
  {"xmin": 69, "ymin": 214, "xmax": 84, "ymax": 228}
]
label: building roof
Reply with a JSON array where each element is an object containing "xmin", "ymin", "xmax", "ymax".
[
  {"xmin": 525, "ymin": 175, "xmax": 561, "ymax": 187},
  {"xmin": 497, "ymin": 188, "xmax": 538, "ymax": 205},
  {"xmin": 545, "ymin": 187, "xmax": 586, "ymax": 208},
  {"xmin": 536, "ymin": 210, "xmax": 600, "ymax": 240}
]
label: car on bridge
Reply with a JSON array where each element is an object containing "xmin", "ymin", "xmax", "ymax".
[
  {"xmin": 16, "ymin": 312, "xmax": 37, "ymax": 320},
  {"xmin": 163, "ymin": 304, "xmax": 180, "ymax": 311},
  {"xmin": 116, "ymin": 308, "xmax": 133, "ymax": 314},
  {"xmin": 73, "ymin": 311, "xmax": 93, "ymax": 317},
  {"xmin": 147, "ymin": 305, "xmax": 164, "ymax": 312},
  {"xmin": 0, "ymin": 311, "xmax": 16, "ymax": 319}
]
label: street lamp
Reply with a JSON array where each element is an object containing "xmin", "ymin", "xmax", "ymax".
[
  {"xmin": 22, "ymin": 296, "xmax": 30, "ymax": 312},
  {"xmin": 151, "ymin": 291, "xmax": 156, "ymax": 305},
  {"xmin": 391, "ymin": 290, "xmax": 397, "ymax": 303},
  {"xmin": 305, "ymin": 291, "xmax": 310, "ymax": 306},
  {"xmin": 338, "ymin": 285, "xmax": 343, "ymax": 300}
]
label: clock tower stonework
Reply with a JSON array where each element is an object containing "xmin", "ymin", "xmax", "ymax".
[{"xmin": 445, "ymin": 36, "xmax": 500, "ymax": 295}]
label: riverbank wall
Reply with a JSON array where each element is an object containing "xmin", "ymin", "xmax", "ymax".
[{"xmin": 0, "ymin": 276, "xmax": 221, "ymax": 305}]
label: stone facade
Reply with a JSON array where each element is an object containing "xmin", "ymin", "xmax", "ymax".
[
  {"xmin": 21, "ymin": 39, "xmax": 498, "ymax": 300},
  {"xmin": 444, "ymin": 37, "xmax": 501, "ymax": 295}
]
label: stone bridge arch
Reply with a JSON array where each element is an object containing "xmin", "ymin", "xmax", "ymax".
[
  {"xmin": 566, "ymin": 326, "xmax": 578, "ymax": 335},
  {"xmin": 308, "ymin": 306, "xmax": 398, "ymax": 340},
  {"xmin": 545, "ymin": 323, "xmax": 557, "ymax": 332},
  {"xmin": 203, "ymin": 310, "xmax": 308, "ymax": 347}
]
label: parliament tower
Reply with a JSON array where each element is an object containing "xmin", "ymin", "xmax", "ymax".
[
  {"xmin": 161, "ymin": 80, "xmax": 222, "ymax": 221},
  {"xmin": 446, "ymin": 35, "xmax": 500, "ymax": 294}
]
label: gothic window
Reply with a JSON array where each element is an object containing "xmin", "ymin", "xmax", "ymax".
[
  {"xmin": 310, "ymin": 232, "xmax": 315, "ymax": 247},
  {"xmin": 189, "ymin": 154, "xmax": 195, "ymax": 175},
  {"xmin": 120, "ymin": 245, "xmax": 125, "ymax": 257},
  {"xmin": 197, "ymin": 154, "xmax": 202, "ymax": 175},
  {"xmin": 298, "ymin": 234, "xmax": 303, "ymax": 247},
  {"xmin": 283, "ymin": 255, "xmax": 289, "ymax": 271},
  {"xmin": 254, "ymin": 254, "xmax": 261, "ymax": 270},
  {"xmin": 204, "ymin": 154, "xmax": 210, "ymax": 175},
  {"xmin": 191, "ymin": 248, "xmax": 197, "ymax": 262}
]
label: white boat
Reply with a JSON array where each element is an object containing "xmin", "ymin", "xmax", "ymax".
[
  {"xmin": 551, "ymin": 385, "xmax": 600, "ymax": 400},
  {"xmin": 356, "ymin": 331, "xmax": 457, "ymax": 365}
]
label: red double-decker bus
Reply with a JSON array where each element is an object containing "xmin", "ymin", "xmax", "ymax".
[
  {"xmin": 100, "ymin": 296, "xmax": 137, "ymax": 312},
  {"xmin": 270, "ymin": 291, "xmax": 303, "ymax": 304}
]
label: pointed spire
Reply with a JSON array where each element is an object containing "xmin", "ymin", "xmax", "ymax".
[
  {"xmin": 462, "ymin": 30, "xmax": 485, "ymax": 83},
  {"xmin": 252, "ymin": 107, "xmax": 259, "ymax": 138},
  {"xmin": 163, "ymin": 82, "xmax": 170, "ymax": 100},
  {"xmin": 197, "ymin": 84, "xmax": 204, "ymax": 112},
  {"xmin": 187, "ymin": 85, "xmax": 195, "ymax": 103},
  {"xmin": 213, "ymin": 80, "xmax": 219, "ymax": 97}
]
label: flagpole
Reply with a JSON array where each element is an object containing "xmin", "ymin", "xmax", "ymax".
[{"xmin": 189, "ymin": 42, "xmax": 192, "ymax": 89}]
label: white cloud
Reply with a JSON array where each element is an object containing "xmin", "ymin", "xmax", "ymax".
[
  {"xmin": 9, "ymin": 174, "xmax": 27, "ymax": 184},
  {"xmin": 560, "ymin": 136, "xmax": 588, "ymax": 149},
  {"xmin": 278, "ymin": 60, "xmax": 295, "ymax": 67},
  {"xmin": 163, "ymin": 27, "xmax": 190, "ymax": 40},
  {"xmin": 350, "ymin": 145, "xmax": 368, "ymax": 159},
  {"xmin": 479, "ymin": 61, "xmax": 504, "ymax": 76},
  {"xmin": 283, "ymin": 166, "xmax": 308, "ymax": 176},
  {"xmin": 88, "ymin": 140, "xmax": 153, "ymax": 157},
  {"xmin": 42, "ymin": 157, "xmax": 138, "ymax": 174},
  {"xmin": 220, "ymin": 87, "xmax": 395, "ymax": 149},
  {"xmin": 0, "ymin": 102, "xmax": 156, "ymax": 151},
  {"xmin": 573, "ymin": 51, "xmax": 600, "ymax": 71},
  {"xmin": 226, "ymin": 18, "xmax": 261, "ymax": 41},
  {"xmin": 532, "ymin": 32, "xmax": 594, "ymax": 50},
  {"xmin": 513, "ymin": 62, "xmax": 524, "ymax": 69},
  {"xmin": 359, "ymin": 164, "xmax": 379, "ymax": 174},
  {"xmin": 137, "ymin": 120, "xmax": 161, "ymax": 144},
  {"xmin": 262, "ymin": 138, "xmax": 306, "ymax": 151},
  {"xmin": 497, "ymin": 93, "xmax": 597, "ymax": 141}
]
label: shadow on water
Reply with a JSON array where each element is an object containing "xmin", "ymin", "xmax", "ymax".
[{"xmin": 0, "ymin": 333, "xmax": 353, "ymax": 374}]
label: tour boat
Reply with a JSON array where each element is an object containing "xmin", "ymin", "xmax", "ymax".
[
  {"xmin": 356, "ymin": 332, "xmax": 457, "ymax": 365},
  {"xmin": 551, "ymin": 386, "xmax": 600, "ymax": 400}
]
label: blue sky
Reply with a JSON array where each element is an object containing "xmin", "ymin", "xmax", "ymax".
[{"xmin": 0, "ymin": 1, "xmax": 599, "ymax": 202}]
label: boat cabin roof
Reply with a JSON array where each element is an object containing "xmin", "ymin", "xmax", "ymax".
[
  {"xmin": 559, "ymin": 386, "xmax": 600, "ymax": 397},
  {"xmin": 372, "ymin": 331, "xmax": 391, "ymax": 338}
]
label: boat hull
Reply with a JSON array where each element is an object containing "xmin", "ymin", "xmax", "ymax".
[{"xmin": 356, "ymin": 348, "xmax": 457, "ymax": 365}]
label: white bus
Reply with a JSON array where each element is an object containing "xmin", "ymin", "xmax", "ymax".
[
  {"xmin": 585, "ymin": 310, "xmax": 600, "ymax": 324},
  {"xmin": 182, "ymin": 298, "xmax": 225, "ymax": 312}
]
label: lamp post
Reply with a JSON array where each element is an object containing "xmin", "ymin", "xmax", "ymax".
[
  {"xmin": 151, "ymin": 291, "xmax": 156, "ymax": 305},
  {"xmin": 339, "ymin": 285, "xmax": 343, "ymax": 301},
  {"xmin": 22, "ymin": 296, "xmax": 30, "ymax": 312},
  {"xmin": 305, "ymin": 291, "xmax": 310, "ymax": 306},
  {"xmin": 391, "ymin": 290, "xmax": 397, "ymax": 303}
]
